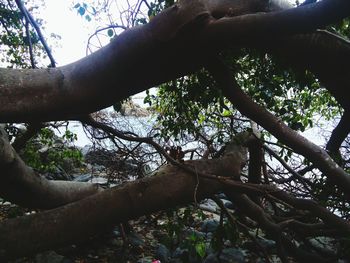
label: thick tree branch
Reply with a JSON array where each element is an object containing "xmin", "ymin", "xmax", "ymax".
[
  {"xmin": 0, "ymin": 0, "xmax": 349, "ymax": 122},
  {"xmin": 264, "ymin": 30, "xmax": 350, "ymax": 112},
  {"xmin": 11, "ymin": 122, "xmax": 43, "ymax": 151},
  {"xmin": 0, "ymin": 128, "xmax": 102, "ymax": 209},
  {"xmin": 0, "ymin": 136, "xmax": 247, "ymax": 260}
]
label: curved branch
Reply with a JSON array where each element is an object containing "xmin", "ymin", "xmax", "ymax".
[
  {"xmin": 0, "ymin": 137, "xmax": 247, "ymax": 260},
  {"xmin": 206, "ymin": 58, "xmax": 350, "ymax": 197},
  {"xmin": 326, "ymin": 110, "xmax": 350, "ymax": 155},
  {"xmin": 11, "ymin": 122, "xmax": 43, "ymax": 151},
  {"xmin": 0, "ymin": 0, "xmax": 349, "ymax": 122},
  {"xmin": 14, "ymin": 0, "xmax": 56, "ymax": 67},
  {"xmin": 0, "ymin": 128, "xmax": 102, "ymax": 209}
]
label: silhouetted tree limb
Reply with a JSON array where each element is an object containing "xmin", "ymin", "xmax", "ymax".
[
  {"xmin": 0, "ymin": 133, "xmax": 248, "ymax": 260},
  {"xmin": 326, "ymin": 110, "xmax": 350, "ymax": 157},
  {"xmin": 206, "ymin": 57, "xmax": 350, "ymax": 197},
  {"xmin": 0, "ymin": 127, "xmax": 102, "ymax": 209},
  {"xmin": 0, "ymin": 0, "xmax": 349, "ymax": 122}
]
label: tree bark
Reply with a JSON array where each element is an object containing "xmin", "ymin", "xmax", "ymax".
[
  {"xmin": 0, "ymin": 138, "xmax": 247, "ymax": 260},
  {"xmin": 0, "ymin": 0, "xmax": 349, "ymax": 122},
  {"xmin": 0, "ymin": 128, "xmax": 102, "ymax": 209}
]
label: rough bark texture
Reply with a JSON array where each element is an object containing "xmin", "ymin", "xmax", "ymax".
[
  {"xmin": 0, "ymin": 0, "xmax": 350, "ymax": 260},
  {"xmin": 0, "ymin": 138, "xmax": 247, "ymax": 260},
  {"xmin": 0, "ymin": 0, "xmax": 349, "ymax": 121}
]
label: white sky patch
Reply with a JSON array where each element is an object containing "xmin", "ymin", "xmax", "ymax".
[{"xmin": 40, "ymin": 0, "xmax": 93, "ymax": 65}]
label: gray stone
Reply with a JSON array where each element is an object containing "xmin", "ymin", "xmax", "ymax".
[
  {"xmin": 201, "ymin": 219, "xmax": 219, "ymax": 233},
  {"xmin": 222, "ymin": 200, "xmax": 234, "ymax": 209},
  {"xmin": 156, "ymin": 244, "xmax": 171, "ymax": 263},
  {"xmin": 172, "ymin": 247, "xmax": 189, "ymax": 259},
  {"xmin": 81, "ymin": 145, "xmax": 93, "ymax": 156},
  {"xmin": 128, "ymin": 232, "xmax": 145, "ymax": 247},
  {"xmin": 205, "ymin": 249, "xmax": 246, "ymax": 263},
  {"xmin": 219, "ymin": 248, "xmax": 245, "ymax": 263},
  {"xmin": 257, "ymin": 238, "xmax": 276, "ymax": 251},
  {"xmin": 216, "ymin": 193, "xmax": 228, "ymax": 200},
  {"xmin": 200, "ymin": 199, "xmax": 218, "ymax": 213},
  {"xmin": 204, "ymin": 253, "xmax": 219, "ymax": 263},
  {"xmin": 137, "ymin": 256, "xmax": 154, "ymax": 263},
  {"xmin": 34, "ymin": 251, "xmax": 65, "ymax": 263},
  {"xmin": 72, "ymin": 173, "xmax": 92, "ymax": 182}
]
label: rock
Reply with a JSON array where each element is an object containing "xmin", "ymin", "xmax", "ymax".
[
  {"xmin": 216, "ymin": 193, "xmax": 228, "ymax": 200},
  {"xmin": 200, "ymin": 199, "xmax": 218, "ymax": 213},
  {"xmin": 90, "ymin": 177, "xmax": 108, "ymax": 185},
  {"xmin": 112, "ymin": 228, "xmax": 121, "ymax": 237},
  {"xmin": 222, "ymin": 200, "xmax": 234, "ymax": 209},
  {"xmin": 201, "ymin": 220, "xmax": 219, "ymax": 233},
  {"xmin": 120, "ymin": 100, "xmax": 149, "ymax": 117},
  {"xmin": 34, "ymin": 251, "xmax": 66, "ymax": 263},
  {"xmin": 43, "ymin": 169, "xmax": 71, "ymax": 181},
  {"xmin": 219, "ymin": 248, "xmax": 245, "ymax": 263},
  {"xmin": 173, "ymin": 247, "xmax": 189, "ymax": 260},
  {"xmin": 183, "ymin": 229, "xmax": 206, "ymax": 239},
  {"xmin": 128, "ymin": 232, "xmax": 145, "ymax": 247},
  {"xmin": 72, "ymin": 173, "xmax": 108, "ymax": 185},
  {"xmin": 72, "ymin": 173, "xmax": 92, "ymax": 182},
  {"xmin": 110, "ymin": 238, "xmax": 124, "ymax": 247},
  {"xmin": 156, "ymin": 244, "xmax": 171, "ymax": 263},
  {"xmin": 257, "ymin": 238, "xmax": 276, "ymax": 251},
  {"xmin": 204, "ymin": 253, "xmax": 219, "ymax": 263},
  {"xmin": 81, "ymin": 145, "xmax": 92, "ymax": 156},
  {"xmin": 205, "ymin": 248, "xmax": 245, "ymax": 263},
  {"xmin": 137, "ymin": 256, "xmax": 154, "ymax": 263}
]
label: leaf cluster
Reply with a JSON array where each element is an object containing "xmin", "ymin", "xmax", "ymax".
[
  {"xmin": 0, "ymin": 0, "xmax": 45, "ymax": 68},
  {"xmin": 22, "ymin": 128, "xmax": 83, "ymax": 173}
]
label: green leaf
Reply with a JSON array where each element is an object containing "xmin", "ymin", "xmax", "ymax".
[
  {"xmin": 195, "ymin": 242, "xmax": 206, "ymax": 258},
  {"xmin": 78, "ymin": 6, "xmax": 85, "ymax": 16},
  {"xmin": 107, "ymin": 29, "xmax": 114, "ymax": 37}
]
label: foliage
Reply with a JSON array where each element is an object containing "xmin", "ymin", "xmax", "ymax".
[
  {"xmin": 329, "ymin": 18, "xmax": 350, "ymax": 39},
  {"xmin": 211, "ymin": 220, "xmax": 240, "ymax": 252},
  {"xmin": 144, "ymin": 71, "xmax": 244, "ymax": 154},
  {"xmin": 160, "ymin": 206, "xmax": 210, "ymax": 260},
  {"xmin": 73, "ymin": 2, "xmax": 95, "ymax": 22},
  {"xmin": 235, "ymin": 49, "xmax": 342, "ymax": 127},
  {"xmin": 146, "ymin": 48, "xmax": 342, "ymax": 146},
  {"xmin": 22, "ymin": 128, "xmax": 83, "ymax": 173},
  {"xmin": 0, "ymin": 0, "xmax": 46, "ymax": 68}
]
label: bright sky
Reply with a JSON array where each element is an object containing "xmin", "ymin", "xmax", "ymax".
[{"xmin": 40, "ymin": 0, "xmax": 93, "ymax": 65}]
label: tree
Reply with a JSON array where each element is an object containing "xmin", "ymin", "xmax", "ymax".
[{"xmin": 0, "ymin": 0, "xmax": 350, "ymax": 261}]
